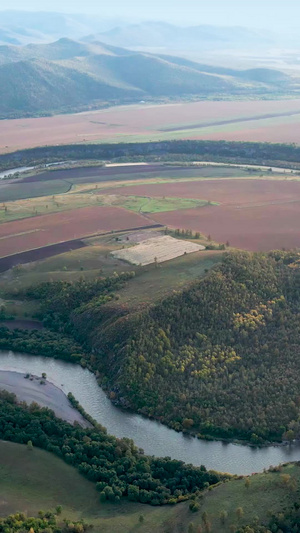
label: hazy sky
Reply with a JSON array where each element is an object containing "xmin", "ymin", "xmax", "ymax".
[{"xmin": 0, "ymin": 0, "xmax": 298, "ymax": 29}]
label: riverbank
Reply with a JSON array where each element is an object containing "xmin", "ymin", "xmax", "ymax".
[
  {"xmin": 0, "ymin": 370, "xmax": 90, "ymax": 427},
  {"xmin": 0, "ymin": 350, "xmax": 299, "ymax": 474}
]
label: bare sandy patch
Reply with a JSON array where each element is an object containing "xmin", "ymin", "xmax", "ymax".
[{"xmin": 111, "ymin": 235, "xmax": 205, "ymax": 266}]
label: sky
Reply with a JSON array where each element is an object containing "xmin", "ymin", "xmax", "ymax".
[{"xmin": 0, "ymin": 0, "xmax": 298, "ymax": 29}]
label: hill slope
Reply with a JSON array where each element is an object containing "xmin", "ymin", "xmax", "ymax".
[
  {"xmin": 14, "ymin": 249, "xmax": 300, "ymax": 445},
  {"xmin": 0, "ymin": 38, "xmax": 298, "ymax": 118},
  {"xmin": 1, "ymin": 440, "xmax": 300, "ymax": 533},
  {"xmin": 68, "ymin": 251, "xmax": 300, "ymax": 444}
]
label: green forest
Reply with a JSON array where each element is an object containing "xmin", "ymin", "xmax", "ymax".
[
  {"xmin": 2, "ymin": 250, "xmax": 300, "ymax": 445},
  {"xmin": 2, "ymin": 139, "xmax": 300, "ymax": 172},
  {"xmin": 93, "ymin": 251, "xmax": 300, "ymax": 443},
  {"xmin": 0, "ymin": 391, "xmax": 227, "ymax": 505},
  {"xmin": 0, "ymin": 511, "xmax": 91, "ymax": 533}
]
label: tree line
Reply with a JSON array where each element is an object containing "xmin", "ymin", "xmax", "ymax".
[
  {"xmin": 2, "ymin": 140, "xmax": 300, "ymax": 172},
  {"xmin": 0, "ymin": 391, "xmax": 229, "ymax": 506}
]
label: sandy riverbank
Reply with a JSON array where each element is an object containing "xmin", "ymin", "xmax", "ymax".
[{"xmin": 0, "ymin": 370, "xmax": 90, "ymax": 427}]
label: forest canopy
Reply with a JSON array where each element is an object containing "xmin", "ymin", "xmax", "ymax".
[{"xmin": 3, "ymin": 251, "xmax": 300, "ymax": 444}]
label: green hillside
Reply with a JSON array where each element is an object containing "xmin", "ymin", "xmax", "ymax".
[
  {"xmin": 6, "ymin": 250, "xmax": 300, "ymax": 445},
  {"xmin": 0, "ymin": 38, "xmax": 298, "ymax": 118},
  {"xmin": 0, "ymin": 440, "xmax": 300, "ymax": 533},
  {"xmin": 79, "ymin": 251, "xmax": 299, "ymax": 444}
]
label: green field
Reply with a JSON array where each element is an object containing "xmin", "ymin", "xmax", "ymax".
[
  {"xmin": 0, "ymin": 179, "xmax": 72, "ymax": 203},
  {"xmin": 1, "ymin": 440, "xmax": 299, "ymax": 533},
  {"xmin": 117, "ymin": 195, "xmax": 213, "ymax": 213}
]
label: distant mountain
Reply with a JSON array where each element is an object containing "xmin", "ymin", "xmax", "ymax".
[
  {"xmin": 0, "ymin": 11, "xmax": 125, "ymax": 45},
  {"xmin": 85, "ymin": 21, "xmax": 276, "ymax": 52},
  {"xmin": 0, "ymin": 38, "xmax": 297, "ymax": 119}
]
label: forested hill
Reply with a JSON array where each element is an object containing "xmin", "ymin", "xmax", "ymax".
[
  {"xmin": 10, "ymin": 251, "xmax": 300, "ymax": 444},
  {"xmin": 72, "ymin": 251, "xmax": 300, "ymax": 444}
]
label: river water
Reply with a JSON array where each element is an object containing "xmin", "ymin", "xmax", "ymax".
[
  {"xmin": 0, "ymin": 349, "xmax": 299, "ymax": 475},
  {"xmin": 0, "ymin": 166, "xmax": 35, "ymax": 179},
  {"xmin": 0, "ymin": 162, "xmax": 72, "ymax": 180}
]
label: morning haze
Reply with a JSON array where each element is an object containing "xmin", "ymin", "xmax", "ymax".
[{"xmin": 0, "ymin": 0, "xmax": 299, "ymax": 28}]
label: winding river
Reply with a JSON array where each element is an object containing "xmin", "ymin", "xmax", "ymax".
[{"xmin": 0, "ymin": 349, "xmax": 299, "ymax": 475}]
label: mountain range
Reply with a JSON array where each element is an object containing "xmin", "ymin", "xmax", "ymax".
[
  {"xmin": 0, "ymin": 37, "xmax": 298, "ymax": 119},
  {"xmin": 0, "ymin": 11, "xmax": 124, "ymax": 45},
  {"xmin": 0, "ymin": 11, "xmax": 285, "ymax": 51},
  {"xmin": 85, "ymin": 21, "xmax": 276, "ymax": 52}
]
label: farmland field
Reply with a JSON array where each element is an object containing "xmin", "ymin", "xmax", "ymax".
[
  {"xmin": 0, "ymin": 165, "xmax": 255, "ymax": 203},
  {"xmin": 105, "ymin": 177, "xmax": 300, "ymax": 251},
  {"xmin": 106, "ymin": 177, "xmax": 300, "ymax": 205},
  {"xmin": 3, "ymin": 99, "xmax": 300, "ymax": 152},
  {"xmin": 1, "ymin": 165, "xmax": 300, "ymax": 263},
  {"xmin": 0, "ymin": 206, "xmax": 154, "ymax": 258},
  {"xmin": 152, "ymin": 203, "xmax": 300, "ymax": 251}
]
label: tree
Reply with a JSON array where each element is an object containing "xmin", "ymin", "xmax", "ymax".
[
  {"xmin": 202, "ymin": 512, "xmax": 208, "ymax": 525},
  {"xmin": 183, "ymin": 418, "xmax": 194, "ymax": 430},
  {"xmin": 56, "ymin": 505, "xmax": 62, "ymax": 515},
  {"xmin": 220, "ymin": 510, "xmax": 228, "ymax": 524},
  {"xmin": 245, "ymin": 478, "xmax": 251, "ymax": 489},
  {"xmin": 128, "ymin": 484, "xmax": 140, "ymax": 502},
  {"xmin": 139, "ymin": 515, "xmax": 144, "ymax": 523},
  {"xmin": 280, "ymin": 473, "xmax": 291, "ymax": 486},
  {"xmin": 283, "ymin": 429, "xmax": 295, "ymax": 442},
  {"xmin": 27, "ymin": 440, "xmax": 33, "ymax": 451},
  {"xmin": 236, "ymin": 507, "xmax": 244, "ymax": 520},
  {"xmin": 99, "ymin": 491, "xmax": 107, "ymax": 503}
]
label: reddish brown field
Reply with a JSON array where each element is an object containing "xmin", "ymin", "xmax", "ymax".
[
  {"xmin": 117, "ymin": 178, "xmax": 300, "ymax": 251},
  {"xmin": 0, "ymin": 206, "xmax": 152, "ymax": 258},
  {"xmin": 197, "ymin": 122, "xmax": 300, "ymax": 144},
  {"xmin": 2, "ymin": 99, "xmax": 300, "ymax": 152},
  {"xmin": 108, "ymin": 178, "xmax": 300, "ymax": 206},
  {"xmin": 152, "ymin": 203, "xmax": 300, "ymax": 251}
]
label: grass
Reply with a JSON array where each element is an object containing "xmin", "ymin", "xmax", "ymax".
[
  {"xmin": 0, "ymin": 440, "xmax": 299, "ymax": 533},
  {"xmin": 0, "ymin": 230, "xmax": 223, "ymax": 310},
  {"xmin": 112, "ymin": 250, "xmax": 223, "ymax": 308},
  {"xmin": 114, "ymin": 195, "xmax": 213, "ymax": 213}
]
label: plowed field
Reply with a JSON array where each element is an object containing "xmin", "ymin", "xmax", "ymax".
[
  {"xmin": 0, "ymin": 206, "xmax": 153, "ymax": 258},
  {"xmin": 108, "ymin": 178, "xmax": 300, "ymax": 251},
  {"xmin": 152, "ymin": 203, "xmax": 300, "ymax": 251},
  {"xmin": 107, "ymin": 178, "xmax": 300, "ymax": 206},
  {"xmin": 3, "ymin": 99, "xmax": 300, "ymax": 152}
]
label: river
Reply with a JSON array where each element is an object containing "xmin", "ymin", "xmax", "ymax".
[
  {"xmin": 0, "ymin": 349, "xmax": 299, "ymax": 475},
  {"xmin": 0, "ymin": 161, "xmax": 72, "ymax": 180}
]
